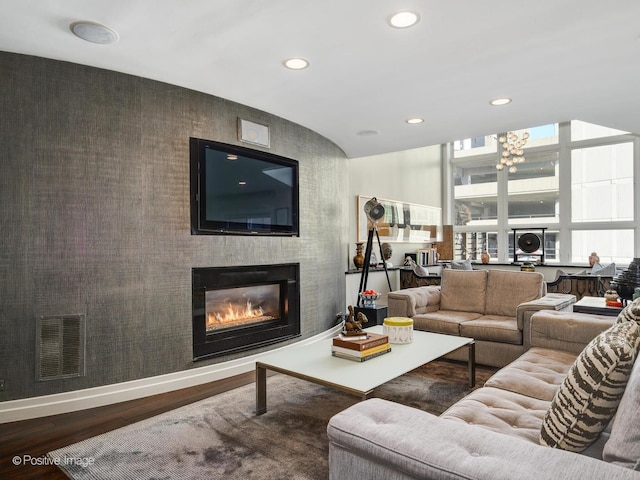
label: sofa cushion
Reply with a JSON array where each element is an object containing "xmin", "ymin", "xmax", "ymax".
[
  {"xmin": 485, "ymin": 270, "xmax": 544, "ymax": 317},
  {"xmin": 529, "ymin": 310, "xmax": 614, "ymax": 354},
  {"xmin": 459, "ymin": 316, "xmax": 522, "ymax": 345},
  {"xmin": 440, "ymin": 269, "xmax": 487, "ymax": 313},
  {"xmin": 484, "ymin": 347, "xmax": 577, "ymax": 402},
  {"xmin": 603, "ymin": 355, "xmax": 640, "ymax": 470},
  {"xmin": 540, "ymin": 320, "xmax": 640, "ymax": 452},
  {"xmin": 441, "ymin": 386, "xmax": 550, "ymax": 444},
  {"xmin": 413, "ymin": 310, "xmax": 482, "ymax": 335}
]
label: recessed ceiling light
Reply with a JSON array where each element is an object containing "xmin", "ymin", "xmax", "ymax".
[
  {"xmin": 284, "ymin": 58, "xmax": 309, "ymax": 70},
  {"xmin": 490, "ymin": 98, "xmax": 512, "ymax": 106},
  {"xmin": 70, "ymin": 21, "xmax": 119, "ymax": 45},
  {"xmin": 389, "ymin": 12, "xmax": 420, "ymax": 28},
  {"xmin": 238, "ymin": 181, "xmax": 247, "ymax": 186},
  {"xmin": 406, "ymin": 118, "xmax": 424, "ymax": 124}
]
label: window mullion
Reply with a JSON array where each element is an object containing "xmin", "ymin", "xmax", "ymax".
[
  {"xmin": 558, "ymin": 121, "xmax": 572, "ymax": 264},
  {"xmin": 496, "ymin": 132, "xmax": 509, "ymax": 263}
]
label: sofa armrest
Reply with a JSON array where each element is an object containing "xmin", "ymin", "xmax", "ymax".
[
  {"xmin": 387, "ymin": 286, "xmax": 440, "ymax": 318},
  {"xmin": 529, "ymin": 310, "xmax": 614, "ymax": 354},
  {"xmin": 328, "ymin": 398, "xmax": 638, "ymax": 480},
  {"xmin": 517, "ymin": 293, "xmax": 577, "ymax": 329},
  {"xmin": 516, "ymin": 293, "xmax": 576, "ymax": 349}
]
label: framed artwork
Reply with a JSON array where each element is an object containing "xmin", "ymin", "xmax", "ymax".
[{"xmin": 357, "ymin": 195, "xmax": 441, "ymax": 243}]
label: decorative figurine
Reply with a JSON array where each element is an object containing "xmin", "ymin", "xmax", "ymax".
[
  {"xmin": 353, "ymin": 242, "xmax": 365, "ymax": 270},
  {"xmin": 343, "ymin": 305, "xmax": 365, "ymax": 335},
  {"xmin": 381, "ymin": 242, "xmax": 393, "ymax": 267}
]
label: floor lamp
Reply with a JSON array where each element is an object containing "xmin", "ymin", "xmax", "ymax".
[{"xmin": 357, "ymin": 197, "xmax": 391, "ymax": 306}]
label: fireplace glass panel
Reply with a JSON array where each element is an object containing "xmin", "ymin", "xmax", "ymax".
[{"xmin": 205, "ymin": 284, "xmax": 280, "ymax": 332}]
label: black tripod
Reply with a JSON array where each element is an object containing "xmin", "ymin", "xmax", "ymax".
[{"xmin": 357, "ymin": 225, "xmax": 391, "ymax": 307}]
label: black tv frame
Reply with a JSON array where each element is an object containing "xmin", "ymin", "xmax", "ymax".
[{"xmin": 190, "ymin": 137, "xmax": 299, "ymax": 236}]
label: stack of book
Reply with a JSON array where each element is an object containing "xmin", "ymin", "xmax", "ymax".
[
  {"xmin": 331, "ymin": 332, "xmax": 391, "ymax": 362},
  {"xmin": 417, "ymin": 247, "xmax": 439, "ymax": 266}
]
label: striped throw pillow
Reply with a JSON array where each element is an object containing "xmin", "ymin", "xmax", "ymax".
[
  {"xmin": 540, "ymin": 320, "xmax": 639, "ymax": 452},
  {"xmin": 617, "ymin": 297, "xmax": 640, "ymax": 325}
]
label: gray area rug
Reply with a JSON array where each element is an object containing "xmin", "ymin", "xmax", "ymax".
[{"xmin": 49, "ymin": 360, "xmax": 493, "ymax": 479}]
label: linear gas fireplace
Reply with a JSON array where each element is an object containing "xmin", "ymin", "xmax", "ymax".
[{"xmin": 192, "ymin": 263, "xmax": 300, "ymax": 361}]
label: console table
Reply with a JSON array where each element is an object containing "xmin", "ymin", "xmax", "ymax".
[
  {"xmin": 400, "ymin": 269, "xmax": 441, "ymax": 289},
  {"xmin": 546, "ymin": 274, "xmax": 612, "ymax": 301},
  {"xmin": 401, "ymin": 268, "xmax": 614, "ymax": 302}
]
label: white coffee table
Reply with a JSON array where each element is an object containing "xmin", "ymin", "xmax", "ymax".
[{"xmin": 255, "ymin": 326, "xmax": 475, "ymax": 415}]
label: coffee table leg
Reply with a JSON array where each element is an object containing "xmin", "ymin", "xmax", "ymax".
[
  {"xmin": 468, "ymin": 342, "xmax": 476, "ymax": 388},
  {"xmin": 256, "ymin": 363, "xmax": 267, "ymax": 415}
]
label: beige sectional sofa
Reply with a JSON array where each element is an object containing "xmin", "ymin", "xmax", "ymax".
[
  {"xmin": 328, "ymin": 307, "xmax": 640, "ymax": 479},
  {"xmin": 387, "ymin": 269, "xmax": 576, "ymax": 367}
]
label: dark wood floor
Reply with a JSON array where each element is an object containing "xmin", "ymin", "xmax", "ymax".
[{"xmin": 0, "ymin": 372, "xmax": 255, "ymax": 479}]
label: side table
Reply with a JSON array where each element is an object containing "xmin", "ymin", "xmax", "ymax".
[
  {"xmin": 572, "ymin": 296, "xmax": 623, "ymax": 317},
  {"xmin": 354, "ymin": 306, "xmax": 388, "ymax": 326}
]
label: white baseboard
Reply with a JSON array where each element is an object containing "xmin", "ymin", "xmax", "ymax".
[{"xmin": 0, "ymin": 325, "xmax": 342, "ymax": 424}]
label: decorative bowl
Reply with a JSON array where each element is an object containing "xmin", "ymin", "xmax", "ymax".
[
  {"xmin": 359, "ymin": 293, "xmax": 381, "ymax": 308},
  {"xmin": 611, "ymin": 280, "xmax": 637, "ymax": 302}
]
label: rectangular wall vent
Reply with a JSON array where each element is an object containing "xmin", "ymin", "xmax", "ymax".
[{"xmin": 36, "ymin": 314, "xmax": 86, "ymax": 381}]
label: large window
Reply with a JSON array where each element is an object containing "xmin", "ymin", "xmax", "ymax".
[
  {"xmin": 571, "ymin": 120, "xmax": 629, "ymax": 142},
  {"xmin": 508, "ymin": 151, "xmax": 559, "ymax": 225},
  {"xmin": 454, "ymin": 163, "xmax": 498, "ymax": 225},
  {"xmin": 572, "ymin": 230, "xmax": 634, "ymax": 264},
  {"xmin": 449, "ymin": 121, "xmax": 638, "ymax": 265},
  {"xmin": 571, "ymin": 143, "xmax": 634, "ymax": 223},
  {"xmin": 454, "ymin": 135, "xmax": 497, "ymax": 158}
]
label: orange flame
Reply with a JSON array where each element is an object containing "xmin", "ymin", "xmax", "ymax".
[{"xmin": 207, "ymin": 300, "xmax": 268, "ymax": 329}]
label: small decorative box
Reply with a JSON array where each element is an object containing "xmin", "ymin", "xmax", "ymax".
[{"xmin": 383, "ymin": 317, "xmax": 413, "ymax": 344}]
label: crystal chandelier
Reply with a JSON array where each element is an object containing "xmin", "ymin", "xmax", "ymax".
[{"xmin": 496, "ymin": 131, "xmax": 529, "ymax": 173}]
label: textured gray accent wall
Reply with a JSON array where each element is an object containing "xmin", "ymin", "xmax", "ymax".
[{"xmin": 0, "ymin": 52, "xmax": 348, "ymax": 402}]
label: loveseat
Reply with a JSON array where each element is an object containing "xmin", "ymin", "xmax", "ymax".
[
  {"xmin": 327, "ymin": 306, "xmax": 640, "ymax": 479},
  {"xmin": 387, "ymin": 269, "xmax": 576, "ymax": 367}
]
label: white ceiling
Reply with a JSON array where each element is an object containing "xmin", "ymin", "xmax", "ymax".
[{"xmin": 2, "ymin": 0, "xmax": 640, "ymax": 158}]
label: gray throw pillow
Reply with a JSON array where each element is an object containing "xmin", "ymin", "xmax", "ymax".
[
  {"xmin": 591, "ymin": 263, "xmax": 616, "ymax": 276},
  {"xmin": 450, "ymin": 259, "xmax": 472, "ymax": 270}
]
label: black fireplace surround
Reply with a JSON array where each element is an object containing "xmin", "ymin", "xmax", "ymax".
[{"xmin": 192, "ymin": 263, "xmax": 300, "ymax": 361}]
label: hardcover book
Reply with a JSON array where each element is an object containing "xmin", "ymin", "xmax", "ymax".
[
  {"xmin": 332, "ymin": 332, "xmax": 389, "ymax": 351},
  {"xmin": 331, "ymin": 342, "xmax": 391, "ymax": 358},
  {"xmin": 331, "ymin": 347, "xmax": 391, "ymax": 362}
]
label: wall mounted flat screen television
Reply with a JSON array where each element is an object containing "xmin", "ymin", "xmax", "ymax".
[{"xmin": 190, "ymin": 137, "xmax": 299, "ymax": 236}]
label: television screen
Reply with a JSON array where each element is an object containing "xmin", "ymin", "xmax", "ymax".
[{"xmin": 190, "ymin": 137, "xmax": 299, "ymax": 236}]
